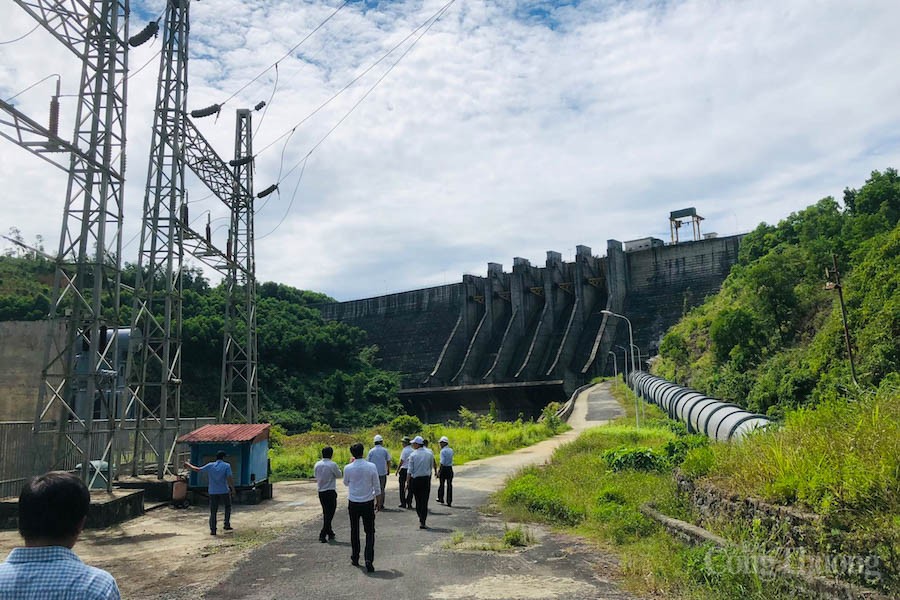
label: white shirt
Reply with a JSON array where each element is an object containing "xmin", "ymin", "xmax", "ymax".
[
  {"xmin": 343, "ymin": 458, "xmax": 381, "ymax": 502},
  {"xmin": 407, "ymin": 447, "xmax": 434, "ymax": 478},
  {"xmin": 314, "ymin": 458, "xmax": 342, "ymax": 492},
  {"xmin": 367, "ymin": 445, "xmax": 392, "ymax": 476},
  {"xmin": 398, "ymin": 445, "xmax": 413, "ymax": 468},
  {"xmin": 439, "ymin": 446, "xmax": 454, "ymax": 467}
]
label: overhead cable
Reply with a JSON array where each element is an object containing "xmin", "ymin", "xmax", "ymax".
[
  {"xmin": 254, "ymin": 0, "xmax": 457, "ymax": 160},
  {"xmin": 216, "ymin": 0, "xmax": 350, "ymax": 109},
  {"xmin": 0, "ymin": 23, "xmax": 40, "ymax": 45},
  {"xmin": 255, "ymin": 0, "xmax": 457, "ymax": 240}
]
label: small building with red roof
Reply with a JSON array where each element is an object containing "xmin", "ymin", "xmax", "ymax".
[{"xmin": 178, "ymin": 424, "xmax": 271, "ymax": 493}]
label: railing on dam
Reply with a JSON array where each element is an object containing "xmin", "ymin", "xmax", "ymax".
[{"xmin": 629, "ymin": 371, "xmax": 771, "ymax": 442}]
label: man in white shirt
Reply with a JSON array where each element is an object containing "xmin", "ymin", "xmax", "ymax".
[
  {"xmin": 314, "ymin": 446, "xmax": 342, "ymax": 543},
  {"xmin": 437, "ymin": 436, "xmax": 454, "ymax": 507},
  {"xmin": 395, "ymin": 436, "xmax": 413, "ymax": 508},
  {"xmin": 343, "ymin": 443, "xmax": 380, "ymax": 572},
  {"xmin": 405, "ymin": 436, "xmax": 435, "ymax": 529},
  {"xmin": 366, "ymin": 434, "xmax": 392, "ymax": 512}
]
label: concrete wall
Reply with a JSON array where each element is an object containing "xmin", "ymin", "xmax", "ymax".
[
  {"xmin": 622, "ymin": 234, "xmax": 742, "ymax": 360},
  {"xmin": 319, "ymin": 284, "xmax": 467, "ymax": 389},
  {"xmin": 0, "ymin": 321, "xmax": 62, "ymax": 421}
]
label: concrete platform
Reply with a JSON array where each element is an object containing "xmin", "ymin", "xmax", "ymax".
[
  {"xmin": 0, "ymin": 489, "xmax": 144, "ymax": 531},
  {"xmin": 115, "ymin": 475, "xmax": 177, "ymax": 501}
]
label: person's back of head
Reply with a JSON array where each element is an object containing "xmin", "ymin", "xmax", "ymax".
[
  {"xmin": 19, "ymin": 471, "xmax": 90, "ymax": 547},
  {"xmin": 350, "ymin": 443, "xmax": 364, "ymax": 459},
  {"xmin": 322, "ymin": 446, "xmax": 334, "ymax": 459},
  {"xmin": 216, "ymin": 450, "xmax": 227, "ymax": 460}
]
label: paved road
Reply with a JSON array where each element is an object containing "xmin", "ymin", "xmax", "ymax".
[{"xmin": 205, "ymin": 383, "xmax": 641, "ymax": 600}]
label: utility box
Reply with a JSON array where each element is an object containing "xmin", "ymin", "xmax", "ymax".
[{"xmin": 177, "ymin": 424, "xmax": 272, "ymax": 502}]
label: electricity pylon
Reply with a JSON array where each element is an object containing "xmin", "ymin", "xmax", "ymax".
[
  {"xmin": 126, "ymin": 0, "xmax": 189, "ymax": 478},
  {"xmin": 127, "ymin": 0, "xmax": 260, "ymax": 478},
  {"xmin": 2, "ymin": 0, "xmax": 130, "ymax": 491},
  {"xmin": 220, "ymin": 109, "xmax": 259, "ymax": 424}
]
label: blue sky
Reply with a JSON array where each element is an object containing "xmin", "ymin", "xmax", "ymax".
[{"xmin": 2, "ymin": 0, "xmax": 899, "ymax": 300}]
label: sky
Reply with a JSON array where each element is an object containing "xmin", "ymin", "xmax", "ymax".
[{"xmin": 1, "ymin": 0, "xmax": 899, "ymax": 301}]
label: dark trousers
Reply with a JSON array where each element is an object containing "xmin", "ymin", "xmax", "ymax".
[
  {"xmin": 318, "ymin": 490, "xmax": 337, "ymax": 538},
  {"xmin": 398, "ymin": 468, "xmax": 412, "ymax": 507},
  {"xmin": 209, "ymin": 493, "xmax": 232, "ymax": 533},
  {"xmin": 438, "ymin": 465, "xmax": 454, "ymax": 505},
  {"xmin": 410, "ymin": 476, "xmax": 431, "ymax": 526},
  {"xmin": 348, "ymin": 500, "xmax": 375, "ymax": 564}
]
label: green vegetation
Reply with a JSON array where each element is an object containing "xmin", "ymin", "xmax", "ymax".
[
  {"xmin": 444, "ymin": 524, "xmax": 535, "ymax": 551},
  {"xmin": 655, "ymin": 169, "xmax": 900, "ymax": 416},
  {"xmin": 0, "ymin": 247, "xmax": 401, "ymax": 430},
  {"xmin": 497, "ymin": 385, "xmax": 799, "ymax": 599},
  {"xmin": 269, "ymin": 408, "xmax": 568, "ymax": 481}
]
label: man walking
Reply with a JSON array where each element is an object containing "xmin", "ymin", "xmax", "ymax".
[
  {"xmin": 406, "ymin": 436, "xmax": 435, "ymax": 529},
  {"xmin": 185, "ymin": 451, "xmax": 236, "ymax": 535},
  {"xmin": 343, "ymin": 443, "xmax": 380, "ymax": 572},
  {"xmin": 396, "ymin": 436, "xmax": 413, "ymax": 508},
  {"xmin": 0, "ymin": 471, "xmax": 121, "ymax": 599},
  {"xmin": 367, "ymin": 434, "xmax": 392, "ymax": 511},
  {"xmin": 437, "ymin": 435, "xmax": 454, "ymax": 507},
  {"xmin": 314, "ymin": 446, "xmax": 342, "ymax": 543}
]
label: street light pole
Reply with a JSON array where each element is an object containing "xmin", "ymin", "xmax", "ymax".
[
  {"xmin": 604, "ymin": 310, "xmax": 638, "ymax": 428},
  {"xmin": 614, "ymin": 345, "xmax": 629, "ymax": 381},
  {"xmin": 607, "ymin": 350, "xmax": 618, "ymax": 382}
]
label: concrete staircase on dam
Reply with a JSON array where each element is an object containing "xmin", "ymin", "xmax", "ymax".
[{"xmin": 320, "ymin": 235, "xmax": 744, "ymax": 422}]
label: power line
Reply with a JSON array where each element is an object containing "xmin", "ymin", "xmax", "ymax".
[
  {"xmin": 255, "ymin": 0, "xmax": 457, "ymax": 240},
  {"xmin": 279, "ymin": 0, "xmax": 455, "ymax": 184},
  {"xmin": 217, "ymin": 0, "xmax": 351, "ymax": 109},
  {"xmin": 0, "ymin": 23, "xmax": 39, "ymax": 45},
  {"xmin": 254, "ymin": 0, "xmax": 457, "ymax": 161}
]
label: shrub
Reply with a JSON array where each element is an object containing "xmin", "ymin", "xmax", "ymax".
[
  {"xmin": 503, "ymin": 525, "xmax": 532, "ymax": 547},
  {"xmin": 603, "ymin": 446, "xmax": 668, "ymax": 472},
  {"xmin": 308, "ymin": 421, "xmax": 332, "ymax": 433},
  {"xmin": 663, "ymin": 435, "xmax": 710, "ymax": 465},
  {"xmin": 389, "ymin": 414, "xmax": 423, "ymax": 436}
]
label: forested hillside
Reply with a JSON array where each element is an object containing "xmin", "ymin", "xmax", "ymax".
[
  {"xmin": 655, "ymin": 169, "xmax": 900, "ymax": 415},
  {"xmin": 0, "ymin": 251, "xmax": 401, "ymax": 431}
]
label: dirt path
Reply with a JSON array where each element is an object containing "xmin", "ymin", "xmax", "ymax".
[{"xmin": 0, "ymin": 382, "xmax": 635, "ymax": 599}]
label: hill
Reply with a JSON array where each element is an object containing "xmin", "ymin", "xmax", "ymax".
[{"xmin": 654, "ymin": 168, "xmax": 900, "ymax": 415}]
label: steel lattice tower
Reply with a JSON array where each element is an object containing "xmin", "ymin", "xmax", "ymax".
[
  {"xmin": 2, "ymin": 0, "xmax": 130, "ymax": 490},
  {"xmin": 220, "ymin": 109, "xmax": 259, "ymax": 424},
  {"xmin": 126, "ymin": 0, "xmax": 188, "ymax": 478}
]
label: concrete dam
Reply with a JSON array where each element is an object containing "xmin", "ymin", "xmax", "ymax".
[{"xmin": 320, "ymin": 235, "xmax": 743, "ymax": 421}]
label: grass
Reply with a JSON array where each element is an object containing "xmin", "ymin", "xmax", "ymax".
[
  {"xmin": 496, "ymin": 383, "xmax": 799, "ymax": 599},
  {"xmin": 269, "ymin": 416, "xmax": 569, "ymax": 481},
  {"xmin": 199, "ymin": 527, "xmax": 282, "ymax": 556},
  {"xmin": 444, "ymin": 524, "xmax": 535, "ymax": 551}
]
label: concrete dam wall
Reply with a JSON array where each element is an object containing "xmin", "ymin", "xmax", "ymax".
[{"xmin": 321, "ymin": 235, "xmax": 743, "ymax": 421}]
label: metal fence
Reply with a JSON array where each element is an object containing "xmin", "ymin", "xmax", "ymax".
[{"xmin": 0, "ymin": 417, "xmax": 216, "ymax": 499}]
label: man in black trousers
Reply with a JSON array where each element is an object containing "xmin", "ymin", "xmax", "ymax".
[
  {"xmin": 405, "ymin": 436, "xmax": 435, "ymax": 529},
  {"xmin": 313, "ymin": 446, "xmax": 341, "ymax": 543},
  {"xmin": 342, "ymin": 442, "xmax": 380, "ymax": 572}
]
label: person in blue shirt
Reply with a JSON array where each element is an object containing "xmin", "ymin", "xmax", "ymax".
[
  {"xmin": 185, "ymin": 451, "xmax": 236, "ymax": 535},
  {"xmin": 0, "ymin": 471, "xmax": 121, "ymax": 599}
]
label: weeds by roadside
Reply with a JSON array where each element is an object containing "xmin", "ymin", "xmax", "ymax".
[
  {"xmin": 444, "ymin": 524, "xmax": 535, "ymax": 552},
  {"xmin": 269, "ymin": 408, "xmax": 569, "ymax": 481}
]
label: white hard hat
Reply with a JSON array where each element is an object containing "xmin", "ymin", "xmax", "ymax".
[
  {"xmin": 373, "ymin": 434, "xmax": 383, "ymax": 443},
  {"xmin": 439, "ymin": 436, "xmax": 449, "ymax": 444}
]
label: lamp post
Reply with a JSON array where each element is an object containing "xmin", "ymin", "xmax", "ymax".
[
  {"xmin": 614, "ymin": 344, "xmax": 629, "ymax": 381},
  {"xmin": 604, "ymin": 309, "xmax": 638, "ymax": 428},
  {"xmin": 631, "ymin": 344, "xmax": 643, "ymax": 371},
  {"xmin": 607, "ymin": 350, "xmax": 618, "ymax": 382}
]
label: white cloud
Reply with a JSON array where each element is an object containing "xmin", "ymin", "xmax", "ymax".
[{"xmin": 2, "ymin": 0, "xmax": 899, "ymax": 300}]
